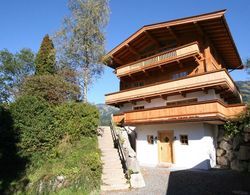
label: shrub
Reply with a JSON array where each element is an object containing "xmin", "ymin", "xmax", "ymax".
[
  {"xmin": 10, "ymin": 96, "xmax": 61, "ymax": 161},
  {"xmin": 20, "ymin": 75, "xmax": 80, "ymax": 105},
  {"xmin": 224, "ymin": 105, "xmax": 250, "ymax": 136},
  {"xmin": 54, "ymin": 102, "xmax": 99, "ymax": 139}
]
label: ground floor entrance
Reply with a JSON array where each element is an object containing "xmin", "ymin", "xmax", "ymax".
[{"xmin": 158, "ymin": 131, "xmax": 173, "ymax": 163}]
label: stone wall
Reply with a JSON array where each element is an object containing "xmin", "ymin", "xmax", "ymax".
[
  {"xmin": 115, "ymin": 126, "xmax": 145, "ymax": 188},
  {"xmin": 216, "ymin": 125, "xmax": 250, "ymax": 172}
]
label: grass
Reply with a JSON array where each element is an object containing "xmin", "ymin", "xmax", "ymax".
[{"xmin": 23, "ymin": 136, "xmax": 102, "ymax": 195}]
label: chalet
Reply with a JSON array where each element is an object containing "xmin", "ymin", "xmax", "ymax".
[{"xmin": 105, "ymin": 10, "xmax": 246, "ymax": 169}]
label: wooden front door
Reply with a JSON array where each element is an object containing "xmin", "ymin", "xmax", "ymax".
[{"xmin": 158, "ymin": 131, "xmax": 173, "ymax": 163}]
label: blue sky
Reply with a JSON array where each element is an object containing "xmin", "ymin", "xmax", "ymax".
[{"xmin": 0, "ymin": 0, "xmax": 249, "ymax": 103}]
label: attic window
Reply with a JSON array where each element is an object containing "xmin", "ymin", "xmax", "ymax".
[
  {"xmin": 133, "ymin": 105, "xmax": 144, "ymax": 110},
  {"xmin": 133, "ymin": 81, "xmax": 144, "ymax": 87},
  {"xmin": 180, "ymin": 135, "xmax": 188, "ymax": 145},
  {"xmin": 166, "ymin": 98, "xmax": 198, "ymax": 106}
]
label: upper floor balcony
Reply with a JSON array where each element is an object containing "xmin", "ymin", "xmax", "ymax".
[
  {"xmin": 105, "ymin": 69, "xmax": 241, "ymax": 106},
  {"xmin": 116, "ymin": 42, "xmax": 201, "ymax": 77},
  {"xmin": 113, "ymin": 100, "xmax": 246, "ymax": 125}
]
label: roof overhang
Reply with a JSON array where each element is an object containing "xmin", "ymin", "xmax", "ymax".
[{"xmin": 105, "ymin": 10, "xmax": 242, "ymax": 70}]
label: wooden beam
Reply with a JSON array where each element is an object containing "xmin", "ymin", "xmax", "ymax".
[
  {"xmin": 179, "ymin": 91, "xmax": 186, "ymax": 97},
  {"xmin": 144, "ymin": 97, "xmax": 151, "ymax": 103},
  {"xmin": 142, "ymin": 69, "xmax": 149, "ymax": 77},
  {"xmin": 177, "ymin": 60, "xmax": 183, "ymax": 68},
  {"xmin": 130, "ymin": 100, "xmax": 137, "ymax": 105},
  {"xmin": 193, "ymin": 21, "xmax": 204, "ymax": 37},
  {"xmin": 112, "ymin": 56, "xmax": 123, "ymax": 65},
  {"xmin": 194, "ymin": 55, "xmax": 203, "ymax": 67},
  {"xmin": 126, "ymin": 44, "xmax": 141, "ymax": 58},
  {"xmin": 167, "ymin": 26, "xmax": 181, "ymax": 45},
  {"xmin": 158, "ymin": 65, "xmax": 165, "ymax": 72},
  {"xmin": 144, "ymin": 30, "xmax": 161, "ymax": 48},
  {"xmin": 160, "ymin": 94, "xmax": 168, "ymax": 100},
  {"xmin": 202, "ymin": 87, "xmax": 208, "ymax": 94}
]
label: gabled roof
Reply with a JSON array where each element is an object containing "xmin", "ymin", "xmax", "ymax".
[{"xmin": 106, "ymin": 10, "xmax": 242, "ymax": 69}]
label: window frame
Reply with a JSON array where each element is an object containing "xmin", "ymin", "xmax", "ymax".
[
  {"xmin": 133, "ymin": 105, "xmax": 145, "ymax": 110},
  {"xmin": 180, "ymin": 134, "xmax": 189, "ymax": 145}
]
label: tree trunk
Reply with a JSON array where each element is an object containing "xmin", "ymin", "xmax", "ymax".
[{"xmin": 83, "ymin": 69, "xmax": 88, "ymax": 103}]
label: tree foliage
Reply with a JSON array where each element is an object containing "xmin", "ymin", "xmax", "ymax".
[
  {"xmin": 55, "ymin": 0, "xmax": 110, "ymax": 102},
  {"xmin": 35, "ymin": 35, "xmax": 56, "ymax": 75},
  {"xmin": 20, "ymin": 75, "xmax": 79, "ymax": 104},
  {"xmin": 0, "ymin": 49, "xmax": 35, "ymax": 103},
  {"xmin": 10, "ymin": 96, "xmax": 58, "ymax": 160},
  {"xmin": 54, "ymin": 102, "xmax": 100, "ymax": 139}
]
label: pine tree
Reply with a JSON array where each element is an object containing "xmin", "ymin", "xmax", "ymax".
[{"xmin": 35, "ymin": 35, "xmax": 56, "ymax": 75}]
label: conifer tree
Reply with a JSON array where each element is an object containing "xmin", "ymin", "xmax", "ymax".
[{"xmin": 35, "ymin": 35, "xmax": 56, "ymax": 75}]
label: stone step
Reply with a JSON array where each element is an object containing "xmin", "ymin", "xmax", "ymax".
[
  {"xmin": 102, "ymin": 168, "xmax": 124, "ymax": 173},
  {"xmin": 102, "ymin": 172, "xmax": 126, "ymax": 178},
  {"xmin": 101, "ymin": 149, "xmax": 119, "ymax": 153},
  {"xmin": 101, "ymin": 155, "xmax": 120, "ymax": 160},
  {"xmin": 101, "ymin": 183, "xmax": 130, "ymax": 191},
  {"xmin": 102, "ymin": 175, "xmax": 127, "ymax": 182},
  {"xmin": 102, "ymin": 179, "xmax": 127, "ymax": 185},
  {"xmin": 98, "ymin": 126, "xmax": 129, "ymax": 192},
  {"xmin": 102, "ymin": 161, "xmax": 123, "ymax": 166},
  {"xmin": 101, "ymin": 154, "xmax": 120, "ymax": 159}
]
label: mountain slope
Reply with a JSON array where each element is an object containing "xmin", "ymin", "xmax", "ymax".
[
  {"xmin": 96, "ymin": 104, "xmax": 119, "ymax": 126},
  {"xmin": 236, "ymin": 81, "xmax": 250, "ymax": 103}
]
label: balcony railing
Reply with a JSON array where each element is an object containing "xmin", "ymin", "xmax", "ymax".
[
  {"xmin": 105, "ymin": 69, "xmax": 240, "ymax": 105},
  {"xmin": 116, "ymin": 42, "xmax": 200, "ymax": 77},
  {"xmin": 113, "ymin": 100, "xmax": 246, "ymax": 125}
]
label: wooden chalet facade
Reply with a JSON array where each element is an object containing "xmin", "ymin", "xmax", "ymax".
[{"xmin": 105, "ymin": 10, "xmax": 246, "ymax": 169}]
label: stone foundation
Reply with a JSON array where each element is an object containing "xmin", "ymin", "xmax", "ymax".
[{"xmin": 216, "ymin": 126, "xmax": 250, "ymax": 172}]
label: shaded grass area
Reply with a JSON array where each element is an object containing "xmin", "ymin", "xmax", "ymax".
[{"xmin": 21, "ymin": 137, "xmax": 101, "ymax": 194}]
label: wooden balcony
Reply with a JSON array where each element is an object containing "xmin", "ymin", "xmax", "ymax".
[
  {"xmin": 116, "ymin": 42, "xmax": 200, "ymax": 77},
  {"xmin": 113, "ymin": 100, "xmax": 246, "ymax": 125},
  {"xmin": 105, "ymin": 69, "xmax": 241, "ymax": 105}
]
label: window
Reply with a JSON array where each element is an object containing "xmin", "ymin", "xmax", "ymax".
[
  {"xmin": 133, "ymin": 105, "xmax": 144, "ymax": 110},
  {"xmin": 166, "ymin": 98, "xmax": 197, "ymax": 106},
  {"xmin": 180, "ymin": 135, "xmax": 188, "ymax": 145},
  {"xmin": 133, "ymin": 81, "xmax": 144, "ymax": 87},
  {"xmin": 147, "ymin": 135, "xmax": 154, "ymax": 144},
  {"xmin": 172, "ymin": 71, "xmax": 187, "ymax": 80}
]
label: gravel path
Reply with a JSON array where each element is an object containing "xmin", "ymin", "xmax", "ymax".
[{"xmin": 102, "ymin": 167, "xmax": 250, "ymax": 195}]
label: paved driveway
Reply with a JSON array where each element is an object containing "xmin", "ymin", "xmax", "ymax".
[{"xmin": 103, "ymin": 167, "xmax": 250, "ymax": 195}]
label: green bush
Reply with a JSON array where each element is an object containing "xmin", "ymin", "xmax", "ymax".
[
  {"xmin": 224, "ymin": 105, "xmax": 250, "ymax": 136},
  {"xmin": 27, "ymin": 137, "xmax": 101, "ymax": 195},
  {"xmin": 54, "ymin": 102, "xmax": 99, "ymax": 139},
  {"xmin": 20, "ymin": 75, "xmax": 79, "ymax": 105},
  {"xmin": 10, "ymin": 96, "xmax": 61, "ymax": 161}
]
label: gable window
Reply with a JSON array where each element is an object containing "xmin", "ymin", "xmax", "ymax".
[
  {"xmin": 133, "ymin": 105, "xmax": 144, "ymax": 110},
  {"xmin": 172, "ymin": 71, "xmax": 187, "ymax": 80},
  {"xmin": 180, "ymin": 135, "xmax": 188, "ymax": 145},
  {"xmin": 166, "ymin": 98, "xmax": 198, "ymax": 106}
]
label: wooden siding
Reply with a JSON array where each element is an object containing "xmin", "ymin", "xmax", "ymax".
[
  {"xmin": 116, "ymin": 42, "xmax": 200, "ymax": 77},
  {"xmin": 106, "ymin": 69, "xmax": 240, "ymax": 105},
  {"xmin": 113, "ymin": 100, "xmax": 246, "ymax": 125}
]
